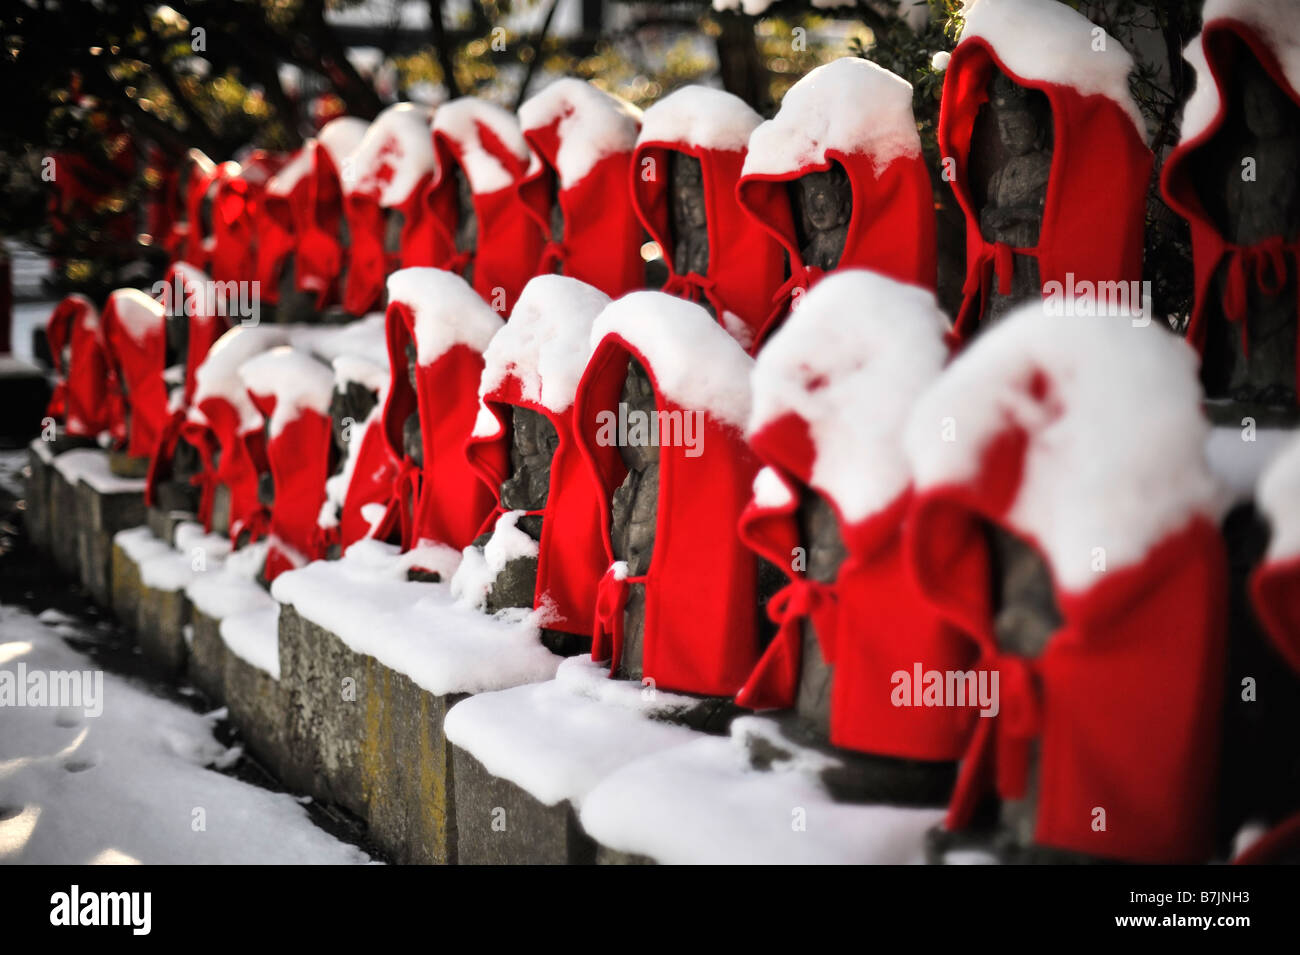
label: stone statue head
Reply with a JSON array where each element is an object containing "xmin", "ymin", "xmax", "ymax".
[
  {"xmin": 164, "ymin": 307, "xmax": 189, "ymax": 371},
  {"xmin": 384, "ymin": 208, "xmax": 406, "ymax": 256},
  {"xmin": 789, "ymin": 163, "xmax": 852, "ymax": 272},
  {"xmin": 454, "ymin": 165, "xmax": 477, "ymax": 258},
  {"xmin": 328, "ymin": 381, "xmax": 378, "ymax": 475},
  {"xmin": 989, "ymin": 71, "xmax": 1051, "ymax": 158},
  {"xmin": 402, "ymin": 341, "xmax": 423, "ymax": 466},
  {"xmin": 500, "ymin": 405, "xmax": 558, "ymax": 520},
  {"xmin": 1239, "ymin": 52, "xmax": 1291, "ymax": 139}
]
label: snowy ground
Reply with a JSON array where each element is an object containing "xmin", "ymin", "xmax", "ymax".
[{"xmin": 0, "ymin": 601, "xmax": 373, "ymax": 864}]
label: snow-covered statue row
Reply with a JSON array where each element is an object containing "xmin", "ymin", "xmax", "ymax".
[
  {"xmin": 458, "ymin": 275, "xmax": 612, "ymax": 655},
  {"xmin": 258, "ymin": 116, "xmax": 369, "ymax": 322},
  {"xmin": 571, "ymin": 291, "xmax": 766, "ymax": 727},
  {"xmin": 423, "ymin": 99, "xmax": 543, "ymax": 314},
  {"xmin": 736, "ymin": 271, "xmax": 970, "ymax": 805},
  {"xmin": 517, "ymin": 78, "xmax": 646, "ymax": 299},
  {"xmin": 1163, "ymin": 0, "xmax": 1300, "ymax": 421},
  {"xmin": 905, "ymin": 304, "xmax": 1226, "ymax": 864},
  {"xmin": 630, "ymin": 86, "xmax": 784, "ymax": 350},
  {"xmin": 342, "ymin": 103, "xmax": 437, "ymax": 317},
  {"xmin": 737, "ymin": 58, "xmax": 937, "ymax": 341},
  {"xmin": 938, "ymin": 0, "xmax": 1152, "ymax": 336},
  {"xmin": 374, "ymin": 268, "xmax": 503, "ymax": 579}
]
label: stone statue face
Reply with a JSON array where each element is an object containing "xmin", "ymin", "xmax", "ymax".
[
  {"xmin": 669, "ymin": 151, "xmax": 709, "ymax": 277},
  {"xmin": 403, "ymin": 341, "xmax": 423, "ymax": 466},
  {"xmin": 548, "ymin": 171, "xmax": 565, "ymax": 243},
  {"xmin": 790, "ymin": 163, "xmax": 852, "ymax": 272},
  {"xmin": 990, "ymin": 73, "xmax": 1048, "ymax": 157},
  {"xmin": 987, "ymin": 523, "xmax": 1061, "ymax": 659},
  {"xmin": 500, "ymin": 405, "xmax": 558, "ymax": 516},
  {"xmin": 257, "ymin": 411, "xmax": 276, "ymax": 509},
  {"xmin": 1242, "ymin": 55, "xmax": 1290, "ymax": 138}
]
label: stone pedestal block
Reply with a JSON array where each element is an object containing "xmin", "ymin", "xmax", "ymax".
[
  {"xmin": 188, "ymin": 608, "xmax": 229, "ymax": 705},
  {"xmin": 136, "ymin": 583, "xmax": 190, "ymax": 677},
  {"xmin": 48, "ymin": 465, "xmax": 81, "ymax": 578},
  {"xmin": 77, "ymin": 480, "xmax": 146, "ymax": 606},
  {"xmin": 452, "ymin": 745, "xmax": 596, "ymax": 865},
  {"xmin": 23, "ymin": 441, "xmax": 53, "ymax": 556},
  {"xmin": 224, "ymin": 647, "xmax": 293, "ymax": 783},
  {"xmin": 278, "ymin": 605, "xmax": 461, "ymax": 864}
]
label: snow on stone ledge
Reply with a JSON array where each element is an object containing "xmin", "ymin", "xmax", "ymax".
[
  {"xmin": 519, "ymin": 78, "xmax": 641, "ymax": 186},
  {"xmin": 1258, "ymin": 432, "xmax": 1300, "ymax": 563},
  {"xmin": 637, "ymin": 84, "xmax": 762, "ymax": 154},
  {"xmin": 743, "ymin": 58, "xmax": 922, "ymax": 178},
  {"xmin": 578, "ymin": 715, "xmax": 945, "ymax": 863},
  {"xmin": 270, "ymin": 539, "xmax": 561, "ymax": 697},
  {"xmin": 478, "ymin": 274, "xmax": 610, "ymax": 414},
  {"xmin": 187, "ymin": 540, "xmax": 275, "ymax": 622},
  {"xmin": 55, "ymin": 449, "xmax": 146, "ymax": 495},
  {"xmin": 432, "ymin": 97, "xmax": 531, "ymax": 194},
  {"xmin": 751, "ymin": 270, "xmax": 950, "ymax": 523},
  {"xmin": 345, "ymin": 102, "xmax": 435, "ymax": 207},
  {"xmin": 959, "ymin": 0, "xmax": 1147, "ymax": 140},
  {"xmin": 388, "ymin": 267, "xmax": 504, "ymax": 367},
  {"xmin": 443, "ymin": 656, "xmax": 704, "ymax": 808},
  {"xmin": 220, "ymin": 605, "xmax": 281, "ymax": 680},
  {"xmin": 590, "ymin": 291, "xmax": 753, "ymax": 429},
  {"xmin": 904, "ymin": 304, "xmax": 1217, "ymax": 592},
  {"xmin": 237, "ymin": 346, "xmax": 335, "ymax": 440}
]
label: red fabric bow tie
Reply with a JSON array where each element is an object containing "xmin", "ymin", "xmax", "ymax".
[
  {"xmin": 538, "ymin": 240, "xmax": 567, "ymax": 274},
  {"xmin": 963, "ymin": 240, "xmax": 1019, "ymax": 300},
  {"xmin": 766, "ymin": 577, "xmax": 840, "ymax": 666},
  {"xmin": 663, "ymin": 271, "xmax": 726, "ymax": 319},
  {"xmin": 980, "ymin": 652, "xmax": 1044, "ymax": 802},
  {"xmin": 770, "ymin": 264, "xmax": 826, "ymax": 312},
  {"xmin": 1220, "ymin": 237, "xmax": 1292, "ymax": 358}
]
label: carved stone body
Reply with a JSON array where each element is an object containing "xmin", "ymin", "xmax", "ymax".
[
  {"xmin": 1195, "ymin": 52, "xmax": 1300, "ymax": 415},
  {"xmin": 788, "ymin": 163, "xmax": 852, "ymax": 273},
  {"xmin": 609, "ymin": 359, "xmax": 659, "ymax": 681},
  {"xmin": 669, "ymin": 152, "xmax": 709, "ymax": 279},
  {"xmin": 972, "ymin": 69, "xmax": 1053, "ymax": 326},
  {"xmin": 455, "ymin": 167, "xmax": 477, "ymax": 286}
]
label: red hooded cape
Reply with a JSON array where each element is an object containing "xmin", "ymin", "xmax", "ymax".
[
  {"xmin": 45, "ymin": 294, "xmax": 118, "ymax": 440},
  {"xmin": 256, "ymin": 145, "xmax": 309, "ymax": 305},
  {"xmin": 517, "ymin": 79, "xmax": 645, "ymax": 298},
  {"xmin": 102, "ymin": 288, "xmax": 170, "ymax": 460},
  {"xmin": 737, "ymin": 58, "xmax": 937, "ymax": 344},
  {"xmin": 904, "ymin": 305, "xmax": 1227, "ymax": 863},
  {"xmin": 294, "ymin": 117, "xmax": 370, "ymax": 311},
  {"xmin": 209, "ymin": 151, "xmax": 285, "ymax": 286},
  {"xmin": 144, "ymin": 263, "xmax": 233, "ymax": 511},
  {"xmin": 465, "ymin": 274, "xmax": 612, "ymax": 637},
  {"xmin": 572, "ymin": 291, "xmax": 760, "ymax": 696},
  {"xmin": 375, "ymin": 268, "xmax": 503, "ymax": 557},
  {"xmin": 937, "ymin": 0, "xmax": 1152, "ymax": 339},
  {"xmin": 343, "ymin": 103, "xmax": 436, "ymax": 317},
  {"xmin": 1161, "ymin": 4, "xmax": 1300, "ymax": 397},
  {"xmin": 736, "ymin": 271, "xmax": 974, "ymax": 760},
  {"xmin": 631, "ymin": 86, "xmax": 784, "ymax": 350},
  {"xmin": 239, "ymin": 347, "xmax": 336, "ymax": 581},
  {"xmin": 417, "ymin": 98, "xmax": 545, "ymax": 314}
]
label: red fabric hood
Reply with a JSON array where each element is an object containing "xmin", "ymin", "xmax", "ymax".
[
  {"xmin": 45, "ymin": 294, "xmax": 119, "ymax": 440},
  {"xmin": 1161, "ymin": 12, "xmax": 1300, "ymax": 396},
  {"xmin": 517, "ymin": 79, "xmax": 645, "ymax": 298},
  {"xmin": 938, "ymin": 29, "xmax": 1152, "ymax": 338},
  {"xmin": 572, "ymin": 295, "xmax": 761, "ymax": 696},
  {"xmin": 631, "ymin": 88, "xmax": 785, "ymax": 350},
  {"xmin": 419, "ymin": 99, "xmax": 545, "ymax": 313},
  {"xmin": 102, "ymin": 289, "xmax": 170, "ymax": 459},
  {"xmin": 736, "ymin": 58, "xmax": 937, "ymax": 343},
  {"xmin": 903, "ymin": 309, "xmax": 1227, "ymax": 863}
]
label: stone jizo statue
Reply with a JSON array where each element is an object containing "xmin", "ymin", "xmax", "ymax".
[
  {"xmin": 669, "ymin": 152, "xmax": 709, "ymax": 279},
  {"xmin": 788, "ymin": 163, "xmax": 852, "ymax": 273}
]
